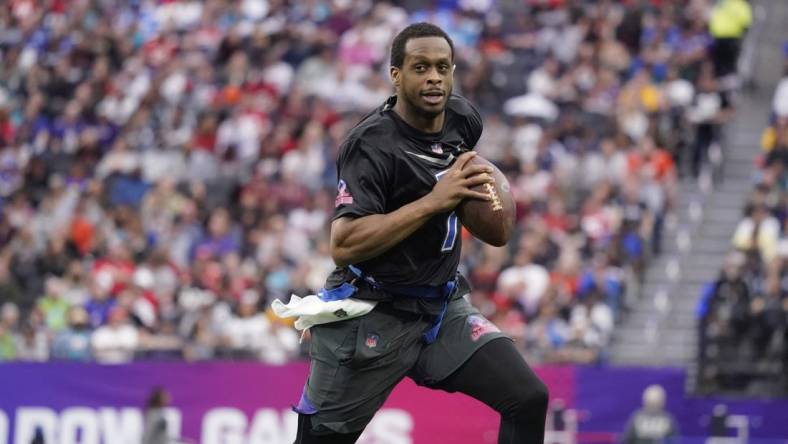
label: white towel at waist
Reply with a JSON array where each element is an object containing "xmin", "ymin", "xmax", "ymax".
[{"xmin": 271, "ymin": 294, "xmax": 377, "ymax": 331}]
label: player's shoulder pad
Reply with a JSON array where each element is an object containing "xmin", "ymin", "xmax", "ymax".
[
  {"xmin": 447, "ymin": 93, "xmax": 483, "ymax": 148},
  {"xmin": 446, "ymin": 93, "xmax": 481, "ymax": 120}
]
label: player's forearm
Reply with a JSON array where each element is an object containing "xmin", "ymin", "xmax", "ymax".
[{"xmin": 330, "ymin": 197, "xmax": 438, "ymax": 267}]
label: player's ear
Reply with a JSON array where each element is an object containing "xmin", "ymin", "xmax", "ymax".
[{"xmin": 390, "ymin": 66, "xmax": 401, "ymax": 88}]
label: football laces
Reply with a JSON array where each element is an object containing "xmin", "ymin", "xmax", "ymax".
[{"xmin": 484, "ymin": 183, "xmax": 503, "ymax": 211}]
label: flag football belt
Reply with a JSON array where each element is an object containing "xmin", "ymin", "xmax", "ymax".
[{"xmin": 316, "ymin": 265, "xmax": 456, "ymax": 344}]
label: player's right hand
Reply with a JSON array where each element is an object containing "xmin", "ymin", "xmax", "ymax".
[{"xmin": 425, "ymin": 151, "xmax": 494, "ymax": 214}]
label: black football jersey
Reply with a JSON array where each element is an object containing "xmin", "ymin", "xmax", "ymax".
[{"xmin": 328, "ymin": 93, "xmax": 483, "ymax": 289}]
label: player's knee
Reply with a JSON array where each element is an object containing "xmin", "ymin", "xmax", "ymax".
[
  {"xmin": 530, "ymin": 379, "xmax": 549, "ymax": 415},
  {"xmin": 503, "ymin": 378, "xmax": 548, "ymax": 421}
]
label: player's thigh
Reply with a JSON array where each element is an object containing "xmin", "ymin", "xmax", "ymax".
[
  {"xmin": 430, "ymin": 337, "xmax": 549, "ymax": 444},
  {"xmin": 303, "ymin": 307, "xmax": 428, "ymax": 434},
  {"xmin": 433, "ymin": 337, "xmax": 548, "ymax": 411},
  {"xmin": 410, "ymin": 295, "xmax": 509, "ymax": 386}
]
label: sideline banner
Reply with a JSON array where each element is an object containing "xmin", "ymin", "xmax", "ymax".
[
  {"xmin": 0, "ymin": 362, "xmax": 572, "ymax": 444},
  {"xmin": 0, "ymin": 362, "xmax": 785, "ymax": 444}
]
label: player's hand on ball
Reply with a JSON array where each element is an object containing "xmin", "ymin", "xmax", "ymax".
[{"xmin": 426, "ymin": 151, "xmax": 494, "ymax": 214}]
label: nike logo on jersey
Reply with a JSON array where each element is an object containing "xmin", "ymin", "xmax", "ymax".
[{"xmin": 405, "ymin": 151, "xmax": 455, "ymax": 167}]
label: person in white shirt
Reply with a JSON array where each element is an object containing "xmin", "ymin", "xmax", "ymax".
[
  {"xmin": 497, "ymin": 250, "xmax": 550, "ymax": 318},
  {"xmin": 222, "ymin": 290, "xmax": 299, "ymax": 364},
  {"xmin": 91, "ymin": 306, "xmax": 139, "ymax": 364},
  {"xmin": 732, "ymin": 203, "xmax": 781, "ymax": 266}
]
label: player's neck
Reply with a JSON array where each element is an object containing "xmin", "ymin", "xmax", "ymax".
[{"xmin": 392, "ymin": 99, "xmax": 445, "ymax": 134}]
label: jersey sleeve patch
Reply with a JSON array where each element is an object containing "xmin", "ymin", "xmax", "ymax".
[{"xmin": 335, "ymin": 179, "xmax": 354, "ymax": 207}]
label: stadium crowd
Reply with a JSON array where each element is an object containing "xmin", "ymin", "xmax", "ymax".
[
  {"xmin": 698, "ymin": 45, "xmax": 788, "ymax": 394},
  {"xmin": 0, "ymin": 0, "xmax": 745, "ymax": 364}
]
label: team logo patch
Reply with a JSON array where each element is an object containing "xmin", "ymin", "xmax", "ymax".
[
  {"xmin": 365, "ymin": 333, "xmax": 379, "ymax": 348},
  {"xmin": 430, "ymin": 143, "xmax": 443, "ymax": 154},
  {"xmin": 333, "ymin": 309, "xmax": 348, "ymax": 318},
  {"xmin": 467, "ymin": 315, "xmax": 500, "ymax": 342},
  {"xmin": 335, "ymin": 179, "xmax": 353, "ymax": 207}
]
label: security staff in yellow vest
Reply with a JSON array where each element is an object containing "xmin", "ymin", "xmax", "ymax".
[{"xmin": 709, "ymin": 0, "xmax": 753, "ymax": 77}]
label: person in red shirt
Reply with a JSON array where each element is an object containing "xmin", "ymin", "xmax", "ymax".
[
  {"xmin": 92, "ymin": 242, "xmax": 136, "ymax": 296},
  {"xmin": 626, "ymin": 136, "xmax": 677, "ymax": 255},
  {"xmin": 626, "ymin": 136, "xmax": 676, "ymax": 183}
]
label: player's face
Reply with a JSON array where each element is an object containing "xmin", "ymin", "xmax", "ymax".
[{"xmin": 391, "ymin": 37, "xmax": 454, "ymax": 118}]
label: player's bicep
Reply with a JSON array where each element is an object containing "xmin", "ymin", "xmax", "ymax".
[
  {"xmin": 329, "ymin": 216, "xmax": 377, "ymax": 266},
  {"xmin": 330, "ymin": 217, "xmax": 353, "ymax": 250}
]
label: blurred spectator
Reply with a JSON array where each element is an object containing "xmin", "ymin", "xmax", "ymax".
[
  {"xmin": 0, "ymin": 302, "xmax": 20, "ymax": 361},
  {"xmin": 51, "ymin": 306, "xmax": 93, "ymax": 361},
  {"xmin": 221, "ymin": 290, "xmax": 299, "ymax": 363},
  {"xmin": 182, "ymin": 307, "xmax": 219, "ymax": 361},
  {"xmin": 616, "ymin": 178, "xmax": 654, "ymax": 275},
  {"xmin": 699, "ymin": 252, "xmax": 751, "ymax": 354},
  {"xmin": 498, "ymin": 249, "xmax": 550, "ymax": 319},
  {"xmin": 526, "ymin": 297, "xmax": 571, "ymax": 362},
  {"xmin": 709, "ymin": 404, "xmax": 730, "ymax": 437},
  {"xmin": 142, "ymin": 387, "xmax": 172, "ymax": 444},
  {"xmin": 14, "ymin": 318, "xmax": 49, "ymax": 362},
  {"xmin": 626, "ymin": 137, "xmax": 677, "ymax": 255},
  {"xmin": 582, "ymin": 138, "xmax": 628, "ymax": 189},
  {"xmin": 37, "ymin": 276, "xmax": 70, "ymax": 332},
  {"xmin": 708, "ymin": 0, "xmax": 752, "ymax": 79},
  {"xmin": 84, "ymin": 275, "xmax": 117, "ymax": 329},
  {"xmin": 622, "ymin": 384, "xmax": 679, "ymax": 444},
  {"xmin": 750, "ymin": 272, "xmax": 787, "ymax": 360},
  {"xmin": 731, "ymin": 203, "xmax": 780, "ymax": 267},
  {"xmin": 30, "ymin": 428, "xmax": 45, "ymax": 444},
  {"xmin": 91, "ymin": 306, "xmax": 139, "ymax": 364},
  {"xmin": 772, "ymin": 47, "xmax": 788, "ymax": 117},
  {"xmin": 577, "ymin": 253, "xmax": 625, "ymax": 317},
  {"xmin": 548, "ymin": 399, "xmax": 568, "ymax": 433},
  {"xmin": 686, "ymin": 64, "xmax": 725, "ymax": 178}
]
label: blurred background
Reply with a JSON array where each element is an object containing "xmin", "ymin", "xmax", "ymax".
[{"xmin": 0, "ymin": 0, "xmax": 786, "ymax": 443}]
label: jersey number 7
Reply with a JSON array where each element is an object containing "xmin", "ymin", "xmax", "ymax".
[{"xmin": 436, "ymin": 169, "xmax": 459, "ymax": 253}]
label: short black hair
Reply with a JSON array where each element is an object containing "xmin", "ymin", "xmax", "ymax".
[{"xmin": 390, "ymin": 22, "xmax": 454, "ymax": 68}]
